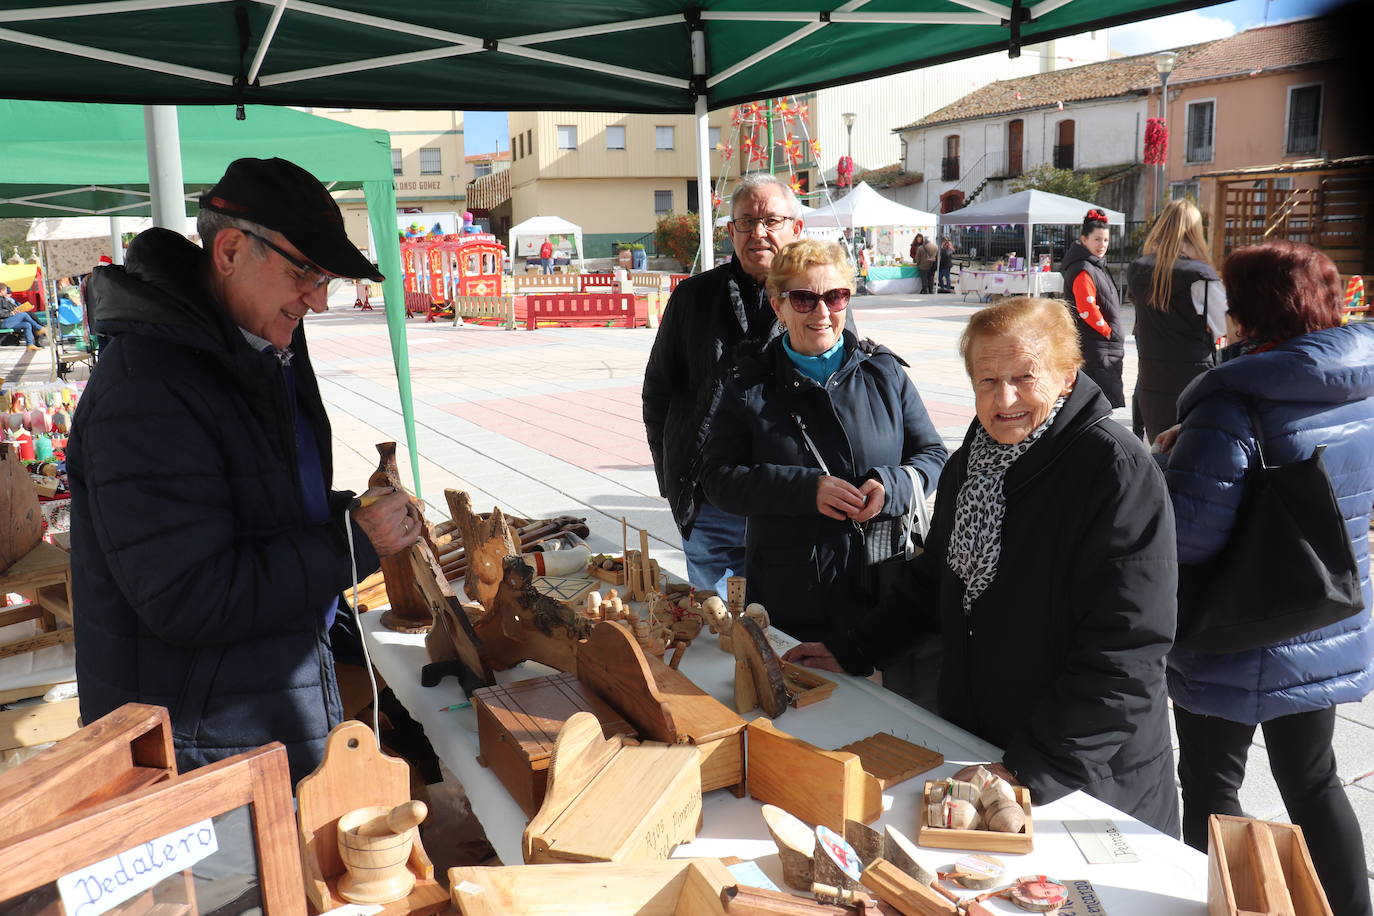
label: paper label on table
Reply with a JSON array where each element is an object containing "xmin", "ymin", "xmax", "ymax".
[
  {"xmin": 1056, "ymin": 879, "xmax": 1110, "ymax": 915},
  {"xmin": 727, "ymin": 861, "xmax": 779, "ymax": 891},
  {"xmin": 320, "ymin": 905, "xmax": 385, "ymax": 916},
  {"xmin": 1063, "ymin": 818, "xmax": 1139, "ymax": 864},
  {"xmin": 454, "ymin": 881, "xmax": 485, "ymax": 896},
  {"xmin": 57, "ymin": 818, "xmax": 218, "ymax": 916}
]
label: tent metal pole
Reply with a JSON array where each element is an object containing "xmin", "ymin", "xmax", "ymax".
[
  {"xmin": 692, "ymin": 25, "xmax": 713, "ymax": 273},
  {"xmin": 702, "ymin": 11, "xmax": 995, "ymax": 25},
  {"xmin": 143, "ymin": 105, "xmax": 186, "ymax": 230},
  {"xmin": 110, "ymin": 217, "xmax": 126, "ymax": 265}
]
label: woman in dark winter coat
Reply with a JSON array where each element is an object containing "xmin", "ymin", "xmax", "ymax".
[
  {"xmin": 702, "ymin": 239, "xmax": 947, "ymax": 648},
  {"xmin": 1159, "ymin": 241, "xmax": 1373, "ymax": 916},
  {"xmin": 1127, "ymin": 199, "xmax": 1225, "ymax": 443},
  {"xmin": 1061, "ymin": 209, "xmax": 1125, "ymax": 408},
  {"xmin": 786, "ymin": 297, "xmax": 1180, "ymax": 837}
]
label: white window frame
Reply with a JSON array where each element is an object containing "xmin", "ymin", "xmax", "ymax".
[
  {"xmin": 473, "ymin": 161, "xmax": 493, "ymax": 178},
  {"xmin": 653, "ymin": 189, "xmax": 673, "ymax": 215},
  {"xmin": 606, "ymin": 125, "xmax": 626, "ymax": 150},
  {"xmin": 390, "ymin": 148, "xmax": 402, "ymax": 176},
  {"xmin": 419, "ymin": 147, "xmax": 442, "ymax": 175},
  {"xmin": 1184, "ymin": 98, "xmax": 1216, "ymax": 165},
  {"xmin": 557, "ymin": 125, "xmax": 577, "ymax": 150},
  {"xmin": 1283, "ymin": 81, "xmax": 1323, "ymax": 156},
  {"xmin": 655, "ymin": 125, "xmax": 675, "ymax": 150},
  {"xmin": 708, "ymin": 126, "xmax": 721, "ymax": 150},
  {"xmin": 1169, "ymin": 179, "xmax": 1201, "ymax": 201}
]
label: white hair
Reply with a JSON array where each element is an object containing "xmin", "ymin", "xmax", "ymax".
[
  {"xmin": 731, "ymin": 173, "xmax": 803, "ymax": 219},
  {"xmin": 196, "ymin": 209, "xmax": 271, "ymax": 255}
]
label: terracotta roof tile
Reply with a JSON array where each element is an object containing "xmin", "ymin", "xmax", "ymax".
[
  {"xmin": 900, "ymin": 43, "xmax": 1216, "ymax": 131},
  {"xmin": 1169, "ymin": 17, "xmax": 1341, "ymax": 83}
]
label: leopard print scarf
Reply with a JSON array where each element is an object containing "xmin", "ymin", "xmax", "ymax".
[{"xmin": 948, "ymin": 397, "xmax": 1066, "ymax": 613}]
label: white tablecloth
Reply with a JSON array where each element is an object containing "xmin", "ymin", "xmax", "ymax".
[
  {"xmin": 958, "ymin": 269, "xmax": 1064, "ymax": 299},
  {"xmin": 361, "ymin": 613, "xmax": 1207, "ymax": 914}
]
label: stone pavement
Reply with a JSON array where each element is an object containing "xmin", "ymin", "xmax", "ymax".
[{"xmin": 3, "ymin": 289, "xmax": 1371, "ymax": 891}]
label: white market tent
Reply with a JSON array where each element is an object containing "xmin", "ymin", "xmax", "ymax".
[
  {"xmin": 803, "ymin": 182, "xmax": 937, "ymax": 230},
  {"xmin": 507, "ymin": 216, "xmax": 585, "ymax": 273},
  {"xmin": 939, "ymin": 189, "xmax": 1124, "ymax": 266},
  {"xmin": 27, "ymin": 216, "xmax": 198, "ymax": 241}
]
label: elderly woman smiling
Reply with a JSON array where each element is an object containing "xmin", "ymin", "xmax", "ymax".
[
  {"xmin": 702, "ymin": 239, "xmax": 947, "ymax": 652},
  {"xmin": 787, "ymin": 296, "xmax": 1181, "ymax": 836}
]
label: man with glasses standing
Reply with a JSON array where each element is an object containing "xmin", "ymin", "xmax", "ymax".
[
  {"xmin": 645, "ymin": 174, "xmax": 855, "ymax": 597},
  {"xmin": 69, "ymin": 157, "xmax": 421, "ymax": 783}
]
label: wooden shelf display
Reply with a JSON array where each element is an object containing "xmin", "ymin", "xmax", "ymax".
[{"xmin": 1207, "ymin": 814, "xmax": 1332, "ymax": 916}]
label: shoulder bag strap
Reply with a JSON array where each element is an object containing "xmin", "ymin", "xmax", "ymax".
[{"xmin": 896, "ymin": 465, "xmax": 930, "ymax": 560}]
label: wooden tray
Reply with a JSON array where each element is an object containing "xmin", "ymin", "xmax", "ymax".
[
  {"xmin": 916, "ymin": 781, "xmax": 1033, "ymax": 854},
  {"xmin": 449, "ymin": 859, "xmax": 733, "ymax": 915},
  {"xmin": 1207, "ymin": 815, "xmax": 1332, "ymax": 916}
]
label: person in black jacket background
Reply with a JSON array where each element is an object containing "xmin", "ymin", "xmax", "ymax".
[
  {"xmin": 701, "ymin": 239, "xmax": 946, "ymax": 649},
  {"xmin": 70, "ymin": 158, "xmax": 421, "ymax": 783},
  {"xmin": 643, "ymin": 174, "xmax": 821, "ymax": 596},
  {"xmin": 1061, "ymin": 209, "xmax": 1125, "ymax": 408},
  {"xmin": 787, "ymin": 297, "xmax": 1179, "ymax": 836}
]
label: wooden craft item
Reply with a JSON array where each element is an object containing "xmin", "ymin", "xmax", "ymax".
[
  {"xmin": 369, "ymin": 442, "xmax": 436, "ymax": 634},
  {"xmin": 0, "ymin": 442, "xmax": 42, "ymax": 574},
  {"xmin": 337, "ymin": 802, "xmax": 426, "ymax": 904},
  {"xmin": 813, "ymin": 824, "xmax": 864, "ymax": 892},
  {"xmin": 447, "ymin": 488, "xmax": 519, "ymax": 611},
  {"xmin": 436, "ymin": 509, "xmax": 590, "ymax": 581},
  {"xmin": 721, "ymin": 886, "xmax": 856, "ymax": 916},
  {"xmin": 882, "ymin": 826, "xmax": 938, "ymax": 887},
  {"xmin": 531, "ymin": 574, "xmax": 598, "ymax": 606},
  {"xmin": 782, "ymin": 662, "xmax": 837, "ymax": 708},
  {"xmin": 762, "ymin": 804, "xmax": 818, "ymax": 891},
  {"xmin": 917, "ymin": 781, "xmax": 1034, "ymax": 854},
  {"xmin": 746, "ymin": 719, "xmax": 882, "ymax": 832},
  {"xmin": 589, "ymin": 553, "xmax": 627, "ymax": 585},
  {"xmin": 844, "ymin": 819, "xmax": 883, "ymax": 869},
  {"xmin": 449, "ymin": 859, "xmax": 735, "ymax": 916},
  {"xmin": 1207, "ymin": 814, "xmax": 1333, "ymax": 916},
  {"xmin": 472, "ymin": 556, "xmax": 594, "ymax": 675},
  {"xmin": 704, "ymin": 595, "xmax": 734, "ymax": 652},
  {"xmin": 859, "ymin": 859, "xmax": 959, "ymax": 916},
  {"xmin": 942, "ymin": 854, "xmax": 1004, "ymax": 890},
  {"xmin": 522, "ymin": 711, "xmax": 702, "ymax": 864},
  {"xmin": 473, "ymin": 672, "xmax": 636, "ymax": 816},
  {"xmin": 1005, "ymin": 876, "xmax": 1067, "ymax": 913},
  {"xmin": 296, "ymin": 720, "xmax": 448, "ymax": 916},
  {"xmin": 0, "ymin": 702, "xmax": 177, "ymax": 844},
  {"xmin": 639, "ymin": 528, "xmax": 654, "ymax": 598},
  {"xmin": 726, "ymin": 576, "xmax": 747, "ymax": 618},
  {"xmin": 734, "ymin": 613, "xmax": 789, "ymax": 717},
  {"xmin": 833, "ymin": 733, "xmax": 942, "ymax": 790},
  {"xmin": 578, "ymin": 620, "xmax": 747, "ymax": 796}
]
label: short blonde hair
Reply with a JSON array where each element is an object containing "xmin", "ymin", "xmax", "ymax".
[
  {"xmin": 959, "ymin": 297, "xmax": 1083, "ymax": 377},
  {"xmin": 766, "ymin": 239, "xmax": 855, "ymax": 299}
]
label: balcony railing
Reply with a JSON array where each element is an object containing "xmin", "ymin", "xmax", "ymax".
[
  {"xmin": 1052, "ymin": 144, "xmax": 1074, "ymax": 170},
  {"xmin": 941, "ymin": 156, "xmax": 960, "ymax": 181}
]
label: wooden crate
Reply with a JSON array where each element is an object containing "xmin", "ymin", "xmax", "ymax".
[
  {"xmin": 1207, "ymin": 815, "xmax": 1332, "ymax": 916},
  {"xmin": 916, "ymin": 781, "xmax": 1034, "ymax": 854},
  {"xmin": 449, "ymin": 859, "xmax": 733, "ymax": 915},
  {"xmin": 473, "ymin": 672, "xmax": 636, "ymax": 816}
]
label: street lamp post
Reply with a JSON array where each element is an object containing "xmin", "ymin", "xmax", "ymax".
[
  {"xmin": 1153, "ymin": 50, "xmax": 1177, "ymax": 217},
  {"xmin": 841, "ymin": 112, "xmax": 858, "ymax": 260}
]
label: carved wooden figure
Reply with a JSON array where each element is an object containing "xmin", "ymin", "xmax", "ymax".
[
  {"xmin": 370, "ymin": 442, "xmax": 434, "ymax": 634},
  {"xmin": 446, "ymin": 488, "xmax": 518, "ymax": 612},
  {"xmin": 471, "ymin": 556, "xmax": 594, "ymax": 674}
]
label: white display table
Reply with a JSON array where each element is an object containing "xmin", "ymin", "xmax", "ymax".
[
  {"xmin": 361, "ymin": 612, "xmax": 1209, "ymax": 913},
  {"xmin": 958, "ymin": 269, "xmax": 1064, "ymax": 300}
]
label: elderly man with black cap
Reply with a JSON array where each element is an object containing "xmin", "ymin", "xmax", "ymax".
[{"xmin": 69, "ymin": 158, "xmax": 420, "ymax": 782}]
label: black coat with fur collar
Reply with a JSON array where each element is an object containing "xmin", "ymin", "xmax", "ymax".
[{"xmin": 69, "ymin": 228, "xmax": 379, "ymax": 782}]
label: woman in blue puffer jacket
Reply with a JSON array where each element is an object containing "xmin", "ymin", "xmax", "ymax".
[{"xmin": 1160, "ymin": 240, "xmax": 1373, "ymax": 916}]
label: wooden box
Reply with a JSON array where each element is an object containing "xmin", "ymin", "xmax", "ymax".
[
  {"xmin": 522, "ymin": 712, "xmax": 701, "ymax": 864},
  {"xmin": 916, "ymin": 781, "xmax": 1034, "ymax": 854},
  {"xmin": 449, "ymin": 859, "xmax": 734, "ymax": 915},
  {"xmin": 746, "ymin": 718, "xmax": 882, "ymax": 832},
  {"xmin": 1207, "ymin": 815, "xmax": 1332, "ymax": 916},
  {"xmin": 474, "ymin": 672, "xmax": 636, "ymax": 816}
]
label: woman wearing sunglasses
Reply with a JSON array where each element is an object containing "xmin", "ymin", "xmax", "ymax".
[{"xmin": 701, "ymin": 239, "xmax": 948, "ymax": 654}]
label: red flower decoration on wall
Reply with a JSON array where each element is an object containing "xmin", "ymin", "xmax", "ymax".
[{"xmin": 1143, "ymin": 117, "xmax": 1169, "ymax": 165}]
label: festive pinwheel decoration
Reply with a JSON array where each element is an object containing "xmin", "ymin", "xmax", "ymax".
[
  {"xmin": 788, "ymin": 175, "xmax": 805, "ymax": 195},
  {"xmin": 773, "ymin": 97, "xmax": 796, "ymax": 122},
  {"xmin": 810, "ymin": 138, "xmax": 823, "ymax": 158},
  {"xmin": 731, "ymin": 107, "xmax": 745, "ymax": 127},
  {"xmin": 712, "ymin": 191, "xmax": 723, "ymax": 210},
  {"xmin": 717, "ymin": 141, "xmax": 734, "ymax": 162},
  {"xmin": 778, "ymin": 134, "xmax": 803, "ymax": 165}
]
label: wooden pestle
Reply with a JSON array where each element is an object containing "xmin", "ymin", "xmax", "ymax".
[{"xmin": 356, "ymin": 800, "xmax": 428, "ymax": 838}]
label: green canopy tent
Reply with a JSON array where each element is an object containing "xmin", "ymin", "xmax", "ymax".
[
  {"xmin": 0, "ymin": 0, "xmax": 1230, "ymax": 276},
  {"xmin": 0, "ymin": 100, "xmax": 423, "ymax": 494}
]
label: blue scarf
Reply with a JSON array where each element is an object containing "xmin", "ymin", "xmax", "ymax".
[{"xmin": 782, "ymin": 333, "xmax": 846, "ymax": 384}]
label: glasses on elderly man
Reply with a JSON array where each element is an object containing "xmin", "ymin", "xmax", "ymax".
[
  {"xmin": 730, "ymin": 215, "xmax": 795, "ymax": 233},
  {"xmin": 784, "ymin": 288, "xmax": 851, "ymax": 313},
  {"xmin": 242, "ymin": 230, "xmax": 345, "ymax": 295}
]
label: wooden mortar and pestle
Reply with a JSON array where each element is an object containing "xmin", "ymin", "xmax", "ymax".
[{"xmin": 337, "ymin": 800, "xmax": 429, "ymax": 904}]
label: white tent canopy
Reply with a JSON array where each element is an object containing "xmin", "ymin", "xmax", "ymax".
[
  {"xmin": 507, "ymin": 215, "xmax": 585, "ymax": 273},
  {"xmin": 803, "ymin": 182, "xmax": 937, "ymax": 230},
  {"xmin": 938, "ymin": 189, "xmax": 1123, "ymax": 227},
  {"xmin": 27, "ymin": 216, "xmax": 198, "ymax": 242}
]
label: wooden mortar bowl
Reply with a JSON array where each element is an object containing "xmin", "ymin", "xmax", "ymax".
[{"xmin": 337, "ymin": 805, "xmax": 417, "ymax": 904}]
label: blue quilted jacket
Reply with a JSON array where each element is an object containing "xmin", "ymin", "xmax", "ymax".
[{"xmin": 1165, "ymin": 322, "xmax": 1374, "ymax": 723}]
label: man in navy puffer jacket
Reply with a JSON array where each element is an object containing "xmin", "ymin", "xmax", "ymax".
[{"xmin": 1163, "ymin": 241, "xmax": 1373, "ymax": 916}]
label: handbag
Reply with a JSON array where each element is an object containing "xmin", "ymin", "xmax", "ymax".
[{"xmin": 1174, "ymin": 399, "xmax": 1363, "ymax": 654}]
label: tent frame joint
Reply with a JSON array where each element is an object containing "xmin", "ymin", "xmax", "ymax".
[
  {"xmin": 819, "ymin": 10, "xmax": 831, "ymax": 22},
  {"xmin": 684, "ymin": 6, "xmax": 703, "ymax": 29},
  {"xmin": 483, "ymin": 37, "xmax": 498, "ymax": 52},
  {"xmin": 1002, "ymin": 0, "xmax": 1029, "ymax": 58}
]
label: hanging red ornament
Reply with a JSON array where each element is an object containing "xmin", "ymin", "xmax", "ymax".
[
  {"xmin": 718, "ymin": 141, "xmax": 734, "ymax": 162},
  {"xmin": 1143, "ymin": 117, "xmax": 1168, "ymax": 165},
  {"xmin": 837, "ymin": 155, "xmax": 854, "ymax": 188}
]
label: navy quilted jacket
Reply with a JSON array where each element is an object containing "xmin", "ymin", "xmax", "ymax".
[{"xmin": 1165, "ymin": 322, "xmax": 1374, "ymax": 723}]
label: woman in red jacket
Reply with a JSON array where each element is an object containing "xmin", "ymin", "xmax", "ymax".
[{"xmin": 1060, "ymin": 209, "xmax": 1124, "ymax": 407}]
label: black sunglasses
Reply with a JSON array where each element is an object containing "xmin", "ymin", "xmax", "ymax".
[
  {"xmin": 784, "ymin": 288, "xmax": 851, "ymax": 313},
  {"xmin": 242, "ymin": 229, "xmax": 340, "ymax": 292}
]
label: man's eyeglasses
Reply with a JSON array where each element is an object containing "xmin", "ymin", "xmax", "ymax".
[
  {"xmin": 784, "ymin": 288, "xmax": 851, "ymax": 313},
  {"xmin": 730, "ymin": 215, "xmax": 795, "ymax": 233},
  {"xmin": 242, "ymin": 230, "xmax": 344, "ymax": 295}
]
